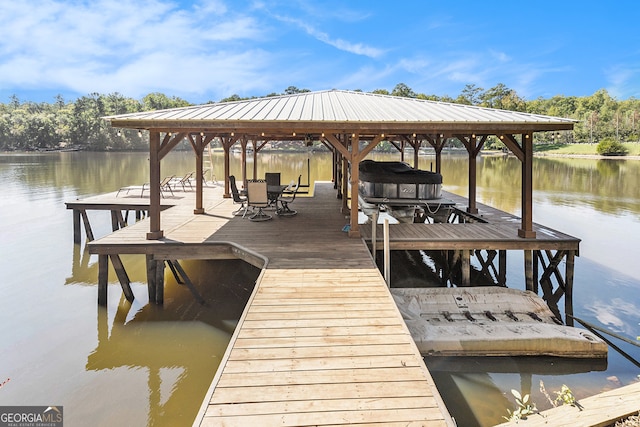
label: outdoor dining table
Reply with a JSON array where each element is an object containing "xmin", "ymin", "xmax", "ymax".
[{"xmin": 267, "ymin": 184, "xmax": 288, "ymax": 210}]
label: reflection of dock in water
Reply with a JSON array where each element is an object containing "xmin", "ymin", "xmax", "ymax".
[{"xmin": 87, "ymin": 259, "xmax": 258, "ymax": 426}]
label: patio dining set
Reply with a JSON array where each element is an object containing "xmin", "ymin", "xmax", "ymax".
[{"xmin": 230, "ymin": 172, "xmax": 302, "ymax": 221}]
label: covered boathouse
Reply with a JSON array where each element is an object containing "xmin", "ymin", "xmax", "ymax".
[{"xmin": 93, "ymin": 90, "xmax": 581, "ymax": 426}]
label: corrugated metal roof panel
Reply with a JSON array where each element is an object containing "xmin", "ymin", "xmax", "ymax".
[{"xmin": 104, "ymin": 90, "xmax": 576, "ymax": 127}]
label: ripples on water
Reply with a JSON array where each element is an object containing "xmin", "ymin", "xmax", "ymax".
[{"xmin": 0, "ymin": 151, "xmax": 638, "ymax": 426}]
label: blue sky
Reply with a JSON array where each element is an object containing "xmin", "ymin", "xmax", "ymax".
[{"xmin": 1, "ymin": 0, "xmax": 638, "ymax": 104}]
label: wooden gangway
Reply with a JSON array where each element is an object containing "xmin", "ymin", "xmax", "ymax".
[{"xmin": 83, "ymin": 182, "xmax": 454, "ymax": 426}]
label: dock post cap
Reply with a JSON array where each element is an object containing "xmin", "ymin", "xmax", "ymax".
[
  {"xmin": 518, "ymin": 229, "xmax": 536, "ymax": 239},
  {"xmin": 146, "ymin": 230, "xmax": 164, "ymax": 240}
]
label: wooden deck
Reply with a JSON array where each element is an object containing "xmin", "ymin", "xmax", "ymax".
[
  {"xmin": 360, "ymin": 191, "xmax": 581, "ymax": 252},
  {"xmin": 83, "ymin": 182, "xmax": 454, "ymax": 426}
]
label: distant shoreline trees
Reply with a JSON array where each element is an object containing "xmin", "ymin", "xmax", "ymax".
[{"xmin": 1, "ymin": 84, "xmax": 638, "ymax": 152}]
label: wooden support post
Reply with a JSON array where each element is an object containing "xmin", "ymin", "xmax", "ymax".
[
  {"xmin": 519, "ymin": 132, "xmax": 536, "ymax": 238},
  {"xmin": 108, "ymin": 254, "xmax": 134, "ymax": 302},
  {"xmin": 467, "ymin": 150, "xmax": 478, "ymax": 214},
  {"xmin": 155, "ymin": 259, "xmax": 165, "ymax": 305},
  {"xmin": 341, "ymin": 155, "xmax": 348, "ymax": 208},
  {"xmin": 565, "ymin": 251, "xmax": 575, "ymax": 326},
  {"xmin": 146, "ymin": 254, "xmax": 157, "ymax": 303},
  {"xmin": 73, "ymin": 209, "xmax": 81, "ymax": 244},
  {"xmin": 533, "ymin": 250, "xmax": 540, "ymax": 294},
  {"xmin": 194, "ymin": 138, "xmax": 205, "ymax": 214},
  {"xmin": 348, "ymin": 133, "xmax": 360, "ymax": 237},
  {"xmin": 252, "ymin": 141, "xmax": 258, "ymax": 181},
  {"xmin": 80, "ymin": 209, "xmax": 94, "ymax": 242},
  {"xmin": 461, "ymin": 250, "xmax": 471, "ymax": 286},
  {"xmin": 435, "ymin": 140, "xmax": 443, "ymax": 174},
  {"xmin": 110, "ymin": 210, "xmax": 126, "ymax": 231},
  {"xmin": 499, "ymin": 250, "xmax": 507, "ymax": 286},
  {"xmin": 98, "ymin": 254, "xmax": 109, "ymax": 306},
  {"xmin": 371, "ymin": 210, "xmax": 378, "ymax": 264},
  {"xmin": 110, "ymin": 210, "xmax": 119, "ymax": 231},
  {"xmin": 336, "ymin": 148, "xmax": 340, "ymax": 190},
  {"xmin": 147, "ymin": 131, "xmax": 164, "ymax": 240},
  {"xmin": 524, "ymin": 250, "xmax": 534, "ymax": 291},
  {"xmin": 383, "ymin": 218, "xmax": 390, "ymax": 286},
  {"xmin": 223, "ymin": 138, "xmax": 231, "ymax": 198},
  {"xmin": 240, "ymin": 137, "xmax": 248, "ymax": 188}
]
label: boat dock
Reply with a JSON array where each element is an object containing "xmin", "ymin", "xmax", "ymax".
[
  {"xmin": 360, "ymin": 191, "xmax": 581, "ymax": 325},
  {"xmin": 66, "ymin": 179, "xmax": 592, "ymax": 425},
  {"xmin": 74, "ymin": 182, "xmax": 454, "ymax": 426}
]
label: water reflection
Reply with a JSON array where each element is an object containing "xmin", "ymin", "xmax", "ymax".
[
  {"xmin": 85, "ymin": 259, "xmax": 259, "ymax": 426},
  {"xmin": 428, "ymin": 356, "xmax": 608, "ymax": 427}
]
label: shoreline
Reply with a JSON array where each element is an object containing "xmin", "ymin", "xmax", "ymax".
[{"xmin": 534, "ymin": 152, "xmax": 640, "ymax": 160}]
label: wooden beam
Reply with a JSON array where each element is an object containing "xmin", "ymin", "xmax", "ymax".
[
  {"xmin": 252, "ymin": 140, "xmax": 258, "ymax": 180},
  {"xmin": 324, "ymin": 133, "xmax": 351, "ymax": 160},
  {"xmin": 80, "ymin": 209, "xmax": 94, "ymax": 241},
  {"xmin": 501, "ymin": 134, "xmax": 524, "ymax": 162},
  {"xmin": 97, "ymin": 254, "xmax": 108, "ymax": 306},
  {"xmin": 357, "ymin": 134, "xmax": 383, "ymax": 161},
  {"xmin": 349, "ymin": 133, "xmax": 361, "ymax": 237},
  {"xmin": 147, "ymin": 131, "xmax": 164, "ymax": 239},
  {"xmin": 193, "ymin": 134, "xmax": 205, "ymax": 214},
  {"xmin": 456, "ymin": 134, "xmax": 487, "ymax": 215},
  {"xmin": 519, "ymin": 132, "xmax": 536, "ymax": 238},
  {"xmin": 109, "ymin": 254, "xmax": 134, "ymax": 302},
  {"xmin": 158, "ymin": 132, "xmax": 187, "ymax": 160},
  {"xmin": 240, "ymin": 136, "xmax": 248, "ymax": 188},
  {"xmin": 73, "ymin": 209, "xmax": 81, "ymax": 244},
  {"xmin": 221, "ymin": 135, "xmax": 238, "ymax": 198},
  {"xmin": 565, "ymin": 250, "xmax": 575, "ymax": 326}
]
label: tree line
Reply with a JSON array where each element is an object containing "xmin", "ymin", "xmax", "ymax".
[{"xmin": 1, "ymin": 84, "xmax": 639, "ymax": 152}]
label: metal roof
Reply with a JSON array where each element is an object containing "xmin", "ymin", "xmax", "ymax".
[{"xmin": 105, "ymin": 89, "xmax": 576, "ymax": 134}]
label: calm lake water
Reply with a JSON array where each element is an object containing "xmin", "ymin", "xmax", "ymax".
[{"xmin": 0, "ymin": 150, "xmax": 639, "ymax": 426}]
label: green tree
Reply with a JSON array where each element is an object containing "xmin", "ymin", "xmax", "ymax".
[
  {"xmin": 142, "ymin": 92, "xmax": 190, "ymax": 111},
  {"xmin": 456, "ymin": 84, "xmax": 483, "ymax": 105},
  {"xmin": 371, "ymin": 89, "xmax": 390, "ymax": 95},
  {"xmin": 391, "ymin": 83, "xmax": 416, "ymax": 98},
  {"xmin": 480, "ymin": 83, "xmax": 526, "ymax": 111},
  {"xmin": 71, "ymin": 93, "xmax": 107, "ymax": 149},
  {"xmin": 284, "ymin": 86, "xmax": 311, "ymax": 95}
]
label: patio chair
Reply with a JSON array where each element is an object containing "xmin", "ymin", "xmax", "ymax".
[
  {"xmin": 229, "ymin": 175, "xmax": 249, "ymax": 217},
  {"xmin": 277, "ymin": 174, "xmax": 301, "ymax": 216},
  {"xmin": 117, "ymin": 175, "xmax": 175, "ymax": 198},
  {"xmin": 171, "ymin": 172, "xmax": 194, "ymax": 191},
  {"xmin": 265, "ymin": 172, "xmax": 281, "ymax": 207},
  {"xmin": 159, "ymin": 175, "xmax": 175, "ymax": 197},
  {"xmin": 246, "ymin": 179, "xmax": 272, "ymax": 221}
]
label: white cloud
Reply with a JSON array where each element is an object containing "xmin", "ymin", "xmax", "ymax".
[
  {"xmin": 0, "ymin": 0, "xmax": 267, "ymax": 100},
  {"xmin": 269, "ymin": 13, "xmax": 385, "ymax": 59},
  {"xmin": 605, "ymin": 64, "xmax": 640, "ymax": 99}
]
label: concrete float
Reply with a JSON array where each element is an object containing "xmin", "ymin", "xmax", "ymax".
[{"xmin": 392, "ymin": 286, "xmax": 607, "ymax": 358}]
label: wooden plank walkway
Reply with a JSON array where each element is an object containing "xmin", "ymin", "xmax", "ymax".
[
  {"xmin": 198, "ymin": 268, "xmax": 451, "ymax": 426},
  {"xmin": 85, "ymin": 182, "xmax": 454, "ymax": 426}
]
